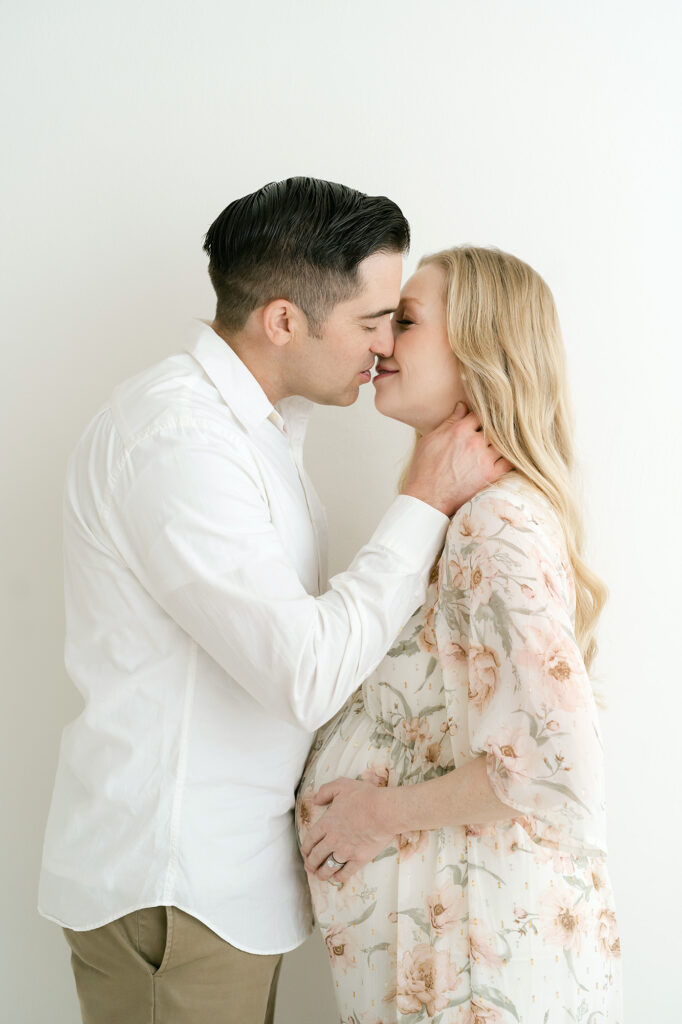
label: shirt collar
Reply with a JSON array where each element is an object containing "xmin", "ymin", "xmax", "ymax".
[{"xmin": 186, "ymin": 321, "xmax": 314, "ymax": 440}]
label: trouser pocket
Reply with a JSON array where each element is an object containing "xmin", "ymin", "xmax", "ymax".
[{"xmin": 135, "ymin": 906, "xmax": 171, "ymax": 975}]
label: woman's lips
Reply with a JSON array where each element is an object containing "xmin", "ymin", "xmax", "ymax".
[{"xmin": 373, "ymin": 369, "xmax": 399, "ymax": 384}]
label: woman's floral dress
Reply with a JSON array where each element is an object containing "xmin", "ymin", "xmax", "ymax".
[{"xmin": 295, "ymin": 474, "xmax": 622, "ymax": 1024}]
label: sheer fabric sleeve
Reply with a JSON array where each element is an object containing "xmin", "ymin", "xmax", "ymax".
[{"xmin": 435, "ymin": 486, "xmax": 607, "ymax": 854}]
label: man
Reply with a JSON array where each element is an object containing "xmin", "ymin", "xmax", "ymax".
[{"xmin": 39, "ymin": 177, "xmax": 511, "ymax": 1024}]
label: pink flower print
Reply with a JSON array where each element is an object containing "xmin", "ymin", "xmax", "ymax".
[
  {"xmin": 323, "ymin": 923, "xmax": 361, "ymax": 974},
  {"xmin": 590, "ymin": 861, "xmax": 608, "ymax": 895},
  {"xmin": 464, "ymin": 821, "xmax": 497, "ymax": 839},
  {"xmin": 417, "ymin": 604, "xmax": 437, "ymax": 654},
  {"xmin": 426, "ymin": 881, "xmax": 467, "ymax": 935},
  {"xmin": 458, "ymin": 512, "xmax": 487, "ymax": 542},
  {"xmin": 596, "ymin": 907, "xmax": 621, "ymax": 959},
  {"xmin": 470, "ymin": 998, "xmax": 504, "ymax": 1023},
  {"xmin": 538, "ymin": 882, "xmax": 589, "ymax": 953},
  {"xmin": 333, "ymin": 876, "xmax": 367, "ymax": 914},
  {"xmin": 488, "ymin": 498, "xmax": 529, "ymax": 530},
  {"xmin": 296, "ymin": 786, "xmax": 325, "ymax": 836},
  {"xmin": 439, "ymin": 637, "xmax": 468, "ymax": 673},
  {"xmin": 469, "ymin": 549, "xmax": 499, "ymax": 605},
  {"xmin": 529, "ymin": 545, "xmax": 564, "ymax": 605},
  {"xmin": 396, "ymin": 829, "xmax": 430, "ymax": 860},
  {"xmin": 440, "ymin": 715, "xmax": 459, "ymax": 736},
  {"xmin": 448, "ymin": 555, "xmax": 468, "ymax": 590},
  {"xmin": 398, "ymin": 716, "xmax": 432, "ymax": 747},
  {"xmin": 488, "ymin": 719, "xmax": 539, "ymax": 783},
  {"xmin": 395, "ymin": 943, "xmax": 461, "ymax": 1017},
  {"xmin": 417, "ymin": 737, "xmax": 452, "ymax": 771},
  {"xmin": 516, "ymin": 618, "xmax": 588, "ymax": 712},
  {"xmin": 469, "ymin": 919, "xmax": 504, "ymax": 969},
  {"xmin": 360, "ymin": 759, "xmax": 393, "ymax": 788},
  {"xmin": 468, "ymin": 643, "xmax": 501, "ymax": 712}
]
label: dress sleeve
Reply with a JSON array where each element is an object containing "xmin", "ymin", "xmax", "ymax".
[{"xmin": 434, "ymin": 487, "xmax": 607, "ymax": 854}]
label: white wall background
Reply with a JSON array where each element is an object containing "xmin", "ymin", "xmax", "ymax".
[{"xmin": 1, "ymin": 1, "xmax": 680, "ymax": 1020}]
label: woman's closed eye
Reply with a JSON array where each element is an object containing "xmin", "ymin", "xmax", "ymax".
[{"xmin": 395, "ymin": 318, "xmax": 414, "ymax": 327}]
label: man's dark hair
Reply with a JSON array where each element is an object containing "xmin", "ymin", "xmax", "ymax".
[{"xmin": 203, "ymin": 177, "xmax": 410, "ymax": 336}]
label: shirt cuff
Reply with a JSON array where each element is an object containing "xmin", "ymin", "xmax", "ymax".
[{"xmin": 368, "ymin": 494, "xmax": 449, "ymax": 573}]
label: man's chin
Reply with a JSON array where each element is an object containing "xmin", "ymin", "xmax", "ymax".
[{"xmin": 312, "ymin": 385, "xmax": 360, "ymax": 408}]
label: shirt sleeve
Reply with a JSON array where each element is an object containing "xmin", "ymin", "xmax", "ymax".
[
  {"xmin": 435, "ymin": 487, "xmax": 607, "ymax": 854},
  {"xmin": 105, "ymin": 419, "xmax": 449, "ymax": 733}
]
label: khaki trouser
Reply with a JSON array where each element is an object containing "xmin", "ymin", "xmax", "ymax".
[{"xmin": 63, "ymin": 906, "xmax": 283, "ymax": 1024}]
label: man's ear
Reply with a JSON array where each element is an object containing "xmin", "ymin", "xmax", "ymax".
[{"xmin": 262, "ymin": 298, "xmax": 305, "ymax": 348}]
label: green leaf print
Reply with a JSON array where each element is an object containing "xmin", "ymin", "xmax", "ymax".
[
  {"xmin": 533, "ymin": 778, "xmax": 592, "ymax": 814},
  {"xmin": 416, "ymin": 703, "xmax": 446, "ymax": 718},
  {"xmin": 349, "ymin": 901, "xmax": 377, "ymax": 927},
  {"xmin": 378, "ymin": 680, "xmax": 412, "ymax": 718},
  {"xmin": 387, "ymin": 620, "xmax": 424, "ymax": 659},
  {"xmin": 444, "ymin": 862, "xmax": 467, "ymax": 887},
  {"xmin": 563, "ymin": 948, "xmax": 589, "ymax": 991},
  {"xmin": 564, "ymin": 875, "xmax": 593, "ymax": 897},
  {"xmin": 443, "ymin": 991, "xmax": 475, "ymax": 1010},
  {"xmin": 514, "ymin": 707, "xmax": 539, "ymax": 739},
  {"xmin": 442, "ymin": 602, "xmax": 470, "ymax": 639},
  {"xmin": 364, "ymin": 941, "xmax": 390, "ymax": 965},
  {"xmin": 469, "ymin": 861, "xmax": 506, "ymax": 885},
  {"xmin": 475, "ymin": 984, "xmax": 520, "ymax": 1020},
  {"xmin": 480, "ymin": 590, "xmax": 515, "ymax": 658},
  {"xmin": 372, "ymin": 844, "xmax": 398, "ymax": 862}
]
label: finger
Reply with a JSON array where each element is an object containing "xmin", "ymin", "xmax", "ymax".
[
  {"xmin": 330, "ymin": 859, "xmax": 362, "ymax": 887},
  {"xmin": 494, "ymin": 457, "xmax": 514, "ymax": 472},
  {"xmin": 305, "ymin": 837, "xmax": 335, "ymax": 874},
  {"xmin": 300, "ymin": 825, "xmax": 325, "ymax": 860},
  {"xmin": 314, "ymin": 851, "xmax": 347, "ymax": 883},
  {"xmin": 450, "ymin": 400, "xmax": 469, "ymax": 420},
  {"xmin": 312, "ymin": 783, "xmax": 336, "ymax": 805}
]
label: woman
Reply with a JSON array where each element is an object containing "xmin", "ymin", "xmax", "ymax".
[{"xmin": 296, "ymin": 247, "xmax": 622, "ymax": 1023}]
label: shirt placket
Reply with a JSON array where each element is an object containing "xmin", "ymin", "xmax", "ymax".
[{"xmin": 286, "ymin": 423, "xmax": 324, "ymax": 596}]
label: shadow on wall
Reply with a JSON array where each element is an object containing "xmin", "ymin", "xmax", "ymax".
[{"xmin": 275, "ymin": 931, "xmax": 337, "ymax": 1024}]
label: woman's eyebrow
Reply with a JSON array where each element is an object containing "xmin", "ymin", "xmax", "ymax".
[{"xmin": 399, "ymin": 296, "xmax": 424, "ymax": 307}]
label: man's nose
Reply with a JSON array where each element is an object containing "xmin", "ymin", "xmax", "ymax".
[{"xmin": 370, "ymin": 321, "xmax": 395, "ymax": 357}]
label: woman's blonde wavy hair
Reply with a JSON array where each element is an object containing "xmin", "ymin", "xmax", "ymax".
[{"xmin": 401, "ymin": 246, "xmax": 608, "ymax": 679}]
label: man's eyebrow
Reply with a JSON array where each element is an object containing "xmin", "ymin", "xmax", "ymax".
[{"xmin": 357, "ymin": 307, "xmax": 398, "ymax": 320}]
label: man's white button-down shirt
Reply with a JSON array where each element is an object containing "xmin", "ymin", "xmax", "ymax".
[{"xmin": 38, "ymin": 321, "xmax": 449, "ymax": 953}]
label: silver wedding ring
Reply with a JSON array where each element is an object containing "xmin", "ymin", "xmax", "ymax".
[{"xmin": 326, "ymin": 853, "xmax": 346, "ymax": 871}]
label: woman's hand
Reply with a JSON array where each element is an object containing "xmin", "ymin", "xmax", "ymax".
[{"xmin": 300, "ymin": 777, "xmax": 397, "ymax": 887}]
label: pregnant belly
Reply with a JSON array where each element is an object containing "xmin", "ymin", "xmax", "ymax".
[{"xmin": 295, "ymin": 689, "xmax": 413, "ymax": 850}]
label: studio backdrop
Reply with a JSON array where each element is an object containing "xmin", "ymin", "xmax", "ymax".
[{"xmin": 1, "ymin": 1, "xmax": 680, "ymax": 1021}]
